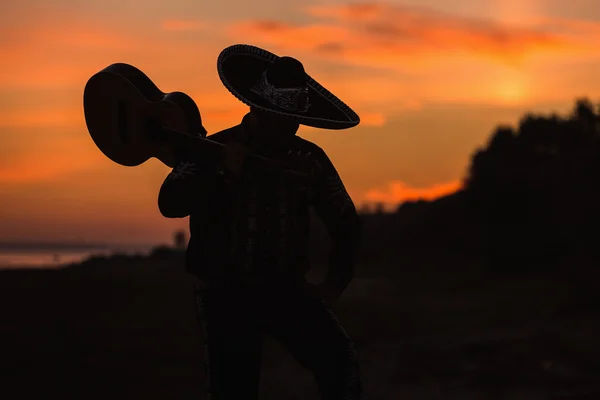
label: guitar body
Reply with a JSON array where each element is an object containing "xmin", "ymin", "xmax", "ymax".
[{"xmin": 83, "ymin": 63, "xmax": 207, "ymax": 168}]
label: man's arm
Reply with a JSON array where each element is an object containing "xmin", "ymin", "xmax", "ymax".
[
  {"xmin": 310, "ymin": 147, "xmax": 362, "ymax": 293},
  {"xmin": 157, "ymin": 145, "xmax": 234, "ymax": 218}
]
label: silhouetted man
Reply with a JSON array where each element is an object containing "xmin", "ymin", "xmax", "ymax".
[{"xmin": 158, "ymin": 44, "xmax": 362, "ymax": 400}]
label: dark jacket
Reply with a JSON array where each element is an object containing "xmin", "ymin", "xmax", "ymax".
[{"xmin": 158, "ymin": 115, "xmax": 361, "ymax": 291}]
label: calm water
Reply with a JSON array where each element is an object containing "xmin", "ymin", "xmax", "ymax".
[{"xmin": 0, "ymin": 246, "xmax": 156, "ymax": 269}]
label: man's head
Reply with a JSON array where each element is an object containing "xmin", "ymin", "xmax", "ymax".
[
  {"xmin": 248, "ymin": 106, "xmax": 299, "ymax": 141},
  {"xmin": 244, "ymin": 56, "xmax": 306, "ymax": 142}
]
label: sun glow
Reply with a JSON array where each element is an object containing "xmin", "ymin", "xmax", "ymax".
[{"xmin": 495, "ymin": 79, "xmax": 528, "ymax": 104}]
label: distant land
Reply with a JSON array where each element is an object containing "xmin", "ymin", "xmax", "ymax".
[{"xmin": 0, "ymin": 241, "xmax": 161, "ymax": 252}]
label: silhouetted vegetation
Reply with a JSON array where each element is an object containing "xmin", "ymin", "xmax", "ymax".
[
  {"xmin": 463, "ymin": 98, "xmax": 600, "ymax": 270},
  {"xmin": 340, "ymin": 98, "xmax": 600, "ymax": 279}
]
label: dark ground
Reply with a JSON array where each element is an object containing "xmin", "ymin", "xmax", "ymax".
[{"xmin": 1, "ymin": 245, "xmax": 600, "ymax": 400}]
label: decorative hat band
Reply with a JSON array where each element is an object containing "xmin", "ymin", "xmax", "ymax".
[{"xmin": 250, "ymin": 70, "xmax": 310, "ymax": 113}]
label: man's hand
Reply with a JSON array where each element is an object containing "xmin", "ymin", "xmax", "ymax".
[
  {"xmin": 301, "ymin": 282, "xmax": 344, "ymax": 308},
  {"xmin": 285, "ymin": 148, "xmax": 317, "ymax": 177}
]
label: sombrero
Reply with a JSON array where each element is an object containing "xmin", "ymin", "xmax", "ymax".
[{"xmin": 217, "ymin": 44, "xmax": 360, "ymax": 130}]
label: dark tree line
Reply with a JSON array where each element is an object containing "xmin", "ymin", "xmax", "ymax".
[{"xmin": 464, "ymin": 98, "xmax": 600, "ymax": 267}]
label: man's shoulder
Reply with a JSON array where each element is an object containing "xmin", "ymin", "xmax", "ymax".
[
  {"xmin": 206, "ymin": 125, "xmax": 240, "ymax": 143},
  {"xmin": 289, "ymin": 136, "xmax": 323, "ymax": 153}
]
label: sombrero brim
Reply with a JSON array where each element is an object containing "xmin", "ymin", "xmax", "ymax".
[{"xmin": 217, "ymin": 44, "xmax": 360, "ymax": 130}]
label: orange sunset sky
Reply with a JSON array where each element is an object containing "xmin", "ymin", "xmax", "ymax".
[{"xmin": 2, "ymin": 0, "xmax": 600, "ymax": 246}]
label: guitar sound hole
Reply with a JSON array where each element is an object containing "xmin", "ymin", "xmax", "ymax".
[{"xmin": 117, "ymin": 101, "xmax": 129, "ymax": 144}]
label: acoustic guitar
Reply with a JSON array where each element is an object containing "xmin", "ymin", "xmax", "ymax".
[{"xmin": 83, "ymin": 63, "xmax": 308, "ymax": 176}]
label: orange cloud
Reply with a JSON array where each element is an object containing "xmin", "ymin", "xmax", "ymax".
[
  {"xmin": 306, "ymin": 3, "xmax": 385, "ymax": 22},
  {"xmin": 228, "ymin": 21, "xmax": 349, "ymax": 51},
  {"xmin": 0, "ymin": 19, "xmax": 142, "ymax": 89},
  {"xmin": 365, "ymin": 180, "xmax": 463, "ymax": 207},
  {"xmin": 1, "ymin": 17, "xmax": 140, "ymax": 52},
  {"xmin": 227, "ymin": 3, "xmax": 592, "ymax": 72},
  {"xmin": 160, "ymin": 19, "xmax": 209, "ymax": 32},
  {"xmin": 533, "ymin": 15, "xmax": 600, "ymax": 36},
  {"xmin": 306, "ymin": 3, "xmax": 571, "ymax": 54},
  {"xmin": 0, "ymin": 12, "xmax": 225, "ymax": 91}
]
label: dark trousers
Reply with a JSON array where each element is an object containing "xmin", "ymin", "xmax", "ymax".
[{"xmin": 194, "ymin": 283, "xmax": 362, "ymax": 400}]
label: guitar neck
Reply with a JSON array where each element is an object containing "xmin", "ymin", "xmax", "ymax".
[
  {"xmin": 161, "ymin": 127, "xmax": 269, "ymax": 161},
  {"xmin": 161, "ymin": 126, "xmax": 225, "ymax": 150},
  {"xmin": 160, "ymin": 127, "xmax": 309, "ymax": 177}
]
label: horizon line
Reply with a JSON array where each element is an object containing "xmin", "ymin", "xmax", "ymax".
[{"xmin": 0, "ymin": 241, "xmax": 165, "ymax": 251}]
